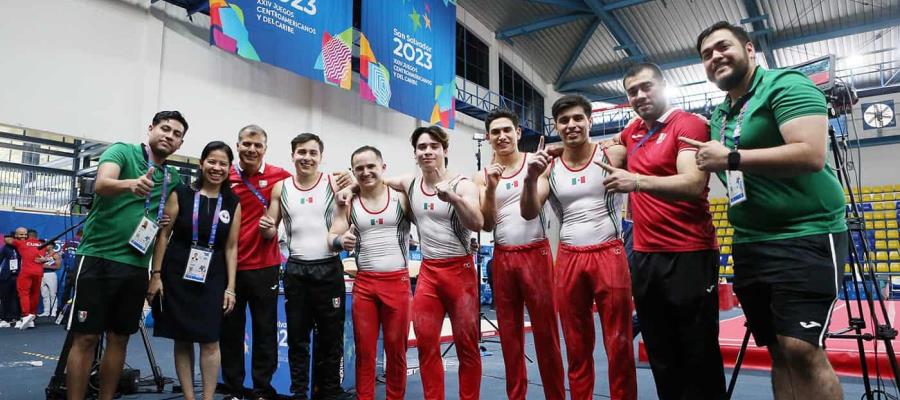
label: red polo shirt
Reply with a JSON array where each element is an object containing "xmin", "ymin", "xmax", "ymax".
[
  {"xmin": 621, "ymin": 108, "xmax": 718, "ymax": 252},
  {"xmin": 9, "ymin": 239, "xmax": 45, "ymax": 275},
  {"xmin": 230, "ymin": 163, "xmax": 292, "ymax": 270}
]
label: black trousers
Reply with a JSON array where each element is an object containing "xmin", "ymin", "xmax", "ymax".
[
  {"xmin": 631, "ymin": 250, "xmax": 726, "ymax": 400},
  {"xmin": 283, "ymin": 256, "xmax": 345, "ymax": 399},
  {"xmin": 220, "ymin": 265, "xmax": 280, "ymax": 398},
  {"xmin": 0, "ymin": 278, "xmax": 20, "ymax": 321}
]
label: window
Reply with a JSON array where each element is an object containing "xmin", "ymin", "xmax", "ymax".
[
  {"xmin": 456, "ymin": 23, "xmax": 490, "ymax": 88},
  {"xmin": 499, "ymin": 59, "xmax": 545, "ymax": 130}
]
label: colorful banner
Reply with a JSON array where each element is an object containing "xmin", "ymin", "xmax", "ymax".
[
  {"xmin": 210, "ymin": 0, "xmax": 354, "ymax": 90},
  {"xmin": 360, "ymin": 0, "xmax": 457, "ymax": 128}
]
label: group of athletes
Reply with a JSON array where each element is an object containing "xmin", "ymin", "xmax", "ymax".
[{"xmin": 62, "ymin": 21, "xmax": 848, "ymax": 400}]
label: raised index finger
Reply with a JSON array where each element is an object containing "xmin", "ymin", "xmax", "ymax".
[
  {"xmin": 678, "ymin": 137, "xmax": 704, "ymax": 147},
  {"xmin": 538, "ymin": 135, "xmax": 545, "ymax": 151},
  {"xmin": 593, "ymin": 160, "xmax": 617, "ymax": 173}
]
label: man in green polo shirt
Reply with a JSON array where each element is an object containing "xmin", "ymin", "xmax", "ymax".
[
  {"xmin": 67, "ymin": 111, "xmax": 186, "ymax": 400},
  {"xmin": 684, "ymin": 22, "xmax": 848, "ymax": 400}
]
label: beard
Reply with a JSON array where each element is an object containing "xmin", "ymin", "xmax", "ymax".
[{"xmin": 713, "ymin": 57, "xmax": 750, "ymax": 91}]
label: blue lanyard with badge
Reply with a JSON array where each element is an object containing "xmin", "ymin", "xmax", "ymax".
[
  {"xmin": 8, "ymin": 250, "xmax": 18, "ymax": 273},
  {"xmin": 183, "ymin": 191, "xmax": 223, "ymax": 283},
  {"xmin": 129, "ymin": 159, "xmax": 169, "ymax": 254},
  {"xmin": 720, "ymin": 100, "xmax": 751, "ymax": 206}
]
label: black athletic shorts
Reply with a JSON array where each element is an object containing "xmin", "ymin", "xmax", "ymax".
[
  {"xmin": 67, "ymin": 255, "xmax": 149, "ymax": 335},
  {"xmin": 732, "ymin": 231, "xmax": 848, "ymax": 348}
]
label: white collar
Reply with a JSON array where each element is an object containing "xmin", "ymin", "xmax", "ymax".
[{"xmin": 235, "ymin": 162, "xmax": 266, "ymax": 175}]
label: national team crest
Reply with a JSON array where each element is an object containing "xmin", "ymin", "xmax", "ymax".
[
  {"xmin": 332, "ymin": 297, "xmax": 341, "ymax": 308},
  {"xmin": 656, "ymin": 132, "xmax": 667, "ymax": 144},
  {"xmin": 78, "ymin": 311, "xmax": 88, "ymax": 323}
]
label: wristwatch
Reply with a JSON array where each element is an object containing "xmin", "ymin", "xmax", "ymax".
[{"xmin": 727, "ymin": 150, "xmax": 741, "ymax": 171}]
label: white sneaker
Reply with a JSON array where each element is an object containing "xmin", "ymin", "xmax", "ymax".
[
  {"xmin": 0, "ymin": 321, "xmax": 10, "ymax": 328},
  {"xmin": 19, "ymin": 314, "xmax": 36, "ymax": 330},
  {"xmin": 37, "ymin": 312, "xmax": 49, "ymax": 317},
  {"xmin": 14, "ymin": 320, "xmax": 23, "ymax": 329},
  {"xmin": 50, "ymin": 312, "xmax": 57, "ymax": 318}
]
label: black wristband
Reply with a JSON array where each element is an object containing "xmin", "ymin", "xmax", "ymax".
[{"xmin": 727, "ymin": 150, "xmax": 741, "ymax": 171}]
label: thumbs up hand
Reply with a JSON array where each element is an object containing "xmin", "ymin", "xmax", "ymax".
[
  {"xmin": 131, "ymin": 167, "xmax": 156, "ymax": 197},
  {"xmin": 340, "ymin": 225, "xmax": 358, "ymax": 251},
  {"xmin": 595, "ymin": 161, "xmax": 640, "ymax": 193}
]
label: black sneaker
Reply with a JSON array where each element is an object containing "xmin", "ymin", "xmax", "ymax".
[{"xmin": 222, "ymin": 395, "xmax": 243, "ymax": 400}]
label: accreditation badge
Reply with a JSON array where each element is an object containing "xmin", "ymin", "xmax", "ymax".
[
  {"xmin": 8, "ymin": 258, "xmax": 18, "ymax": 273},
  {"xmin": 129, "ymin": 216, "xmax": 159, "ymax": 254},
  {"xmin": 183, "ymin": 246, "xmax": 213, "ymax": 283},
  {"xmin": 727, "ymin": 170, "xmax": 748, "ymax": 206}
]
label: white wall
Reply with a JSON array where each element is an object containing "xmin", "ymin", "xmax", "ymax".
[{"xmin": 0, "ymin": 0, "xmax": 492, "ymax": 178}]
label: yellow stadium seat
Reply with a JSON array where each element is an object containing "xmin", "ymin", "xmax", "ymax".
[
  {"xmin": 713, "ymin": 220, "xmax": 721, "ymax": 228},
  {"xmin": 877, "ymin": 251, "xmax": 889, "ymax": 261},
  {"xmin": 844, "ymin": 187, "xmax": 850, "ymax": 194},
  {"xmin": 723, "ymin": 237, "xmax": 733, "ymax": 245},
  {"xmin": 883, "ymin": 185, "xmax": 894, "ymax": 193},
  {"xmin": 874, "ymin": 193, "xmax": 885, "ymax": 201},
  {"xmin": 876, "ymin": 230, "xmax": 887, "ymax": 240},
  {"xmin": 885, "ymin": 193, "xmax": 896, "ymax": 201},
  {"xmin": 874, "ymin": 202, "xmax": 885, "ymax": 211},
  {"xmin": 875, "ymin": 211, "xmax": 886, "ymax": 220},
  {"xmin": 721, "ymin": 245, "xmax": 732, "ymax": 254},
  {"xmin": 865, "ymin": 211, "xmax": 876, "ymax": 220},
  {"xmin": 726, "ymin": 228, "xmax": 734, "ymax": 236},
  {"xmin": 727, "ymin": 256, "xmax": 734, "ymax": 265},
  {"xmin": 864, "ymin": 186, "xmax": 873, "ymax": 194},
  {"xmin": 717, "ymin": 228, "xmax": 726, "ymax": 237},
  {"xmin": 725, "ymin": 266, "xmax": 734, "ymax": 275},
  {"xmin": 877, "ymin": 263, "xmax": 890, "ymax": 273},
  {"xmin": 866, "ymin": 221, "xmax": 875, "ymax": 230},
  {"xmin": 886, "ymin": 210, "xmax": 897, "ymax": 220},
  {"xmin": 876, "ymin": 241, "xmax": 888, "ymax": 250},
  {"xmin": 888, "ymin": 220, "xmax": 898, "ymax": 229},
  {"xmin": 890, "ymin": 240, "xmax": 900, "ymax": 250},
  {"xmin": 863, "ymin": 194, "xmax": 873, "ymax": 202},
  {"xmin": 845, "ymin": 264, "xmax": 852, "ymax": 273},
  {"xmin": 875, "ymin": 221, "xmax": 886, "ymax": 229},
  {"xmin": 890, "ymin": 251, "xmax": 900, "ymax": 261},
  {"xmin": 891, "ymin": 263, "xmax": 900, "ymax": 273},
  {"xmin": 719, "ymin": 266, "xmax": 726, "ymax": 274},
  {"xmin": 889, "ymin": 230, "xmax": 899, "ymax": 239}
]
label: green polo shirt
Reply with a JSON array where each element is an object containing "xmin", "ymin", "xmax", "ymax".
[
  {"xmin": 77, "ymin": 143, "xmax": 182, "ymax": 268},
  {"xmin": 710, "ymin": 67, "xmax": 846, "ymax": 244}
]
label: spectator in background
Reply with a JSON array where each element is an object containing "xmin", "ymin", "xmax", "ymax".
[
  {"xmin": 39, "ymin": 240, "xmax": 62, "ymax": 318},
  {"xmin": 0, "ymin": 232, "xmax": 21, "ymax": 328},
  {"xmin": 5, "ymin": 227, "xmax": 45, "ymax": 329}
]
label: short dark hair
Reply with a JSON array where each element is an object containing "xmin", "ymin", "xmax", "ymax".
[
  {"xmin": 194, "ymin": 141, "xmax": 235, "ymax": 195},
  {"xmin": 291, "ymin": 133, "xmax": 324, "ymax": 153},
  {"xmin": 238, "ymin": 124, "xmax": 268, "ymax": 142},
  {"xmin": 151, "ymin": 111, "xmax": 188, "ymax": 134},
  {"xmin": 27, "ymin": 229, "xmax": 38, "ymax": 238},
  {"xmin": 551, "ymin": 94, "xmax": 592, "ymax": 121},
  {"xmin": 622, "ymin": 62, "xmax": 664, "ymax": 89},
  {"xmin": 410, "ymin": 126, "xmax": 449, "ymax": 150},
  {"xmin": 351, "ymin": 146, "xmax": 384, "ymax": 164},
  {"xmin": 696, "ymin": 21, "xmax": 751, "ymax": 55},
  {"xmin": 484, "ymin": 109, "xmax": 519, "ymax": 132}
]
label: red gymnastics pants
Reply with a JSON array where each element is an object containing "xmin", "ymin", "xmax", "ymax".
[
  {"xmin": 17, "ymin": 271, "xmax": 42, "ymax": 316},
  {"xmin": 352, "ymin": 270, "xmax": 411, "ymax": 400},
  {"xmin": 557, "ymin": 240, "xmax": 636, "ymax": 400},
  {"xmin": 412, "ymin": 255, "xmax": 481, "ymax": 400},
  {"xmin": 493, "ymin": 239, "xmax": 565, "ymax": 400}
]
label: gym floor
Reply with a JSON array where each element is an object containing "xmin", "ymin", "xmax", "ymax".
[{"xmin": 0, "ymin": 307, "xmax": 875, "ymax": 399}]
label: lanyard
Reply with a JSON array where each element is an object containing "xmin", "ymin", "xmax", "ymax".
[
  {"xmin": 192, "ymin": 191, "xmax": 223, "ymax": 248},
  {"xmin": 628, "ymin": 122, "xmax": 663, "ymax": 157},
  {"xmin": 142, "ymin": 146, "xmax": 169, "ymax": 221},
  {"xmin": 238, "ymin": 168, "xmax": 269, "ymax": 208},
  {"xmin": 718, "ymin": 99, "xmax": 751, "ymax": 150}
]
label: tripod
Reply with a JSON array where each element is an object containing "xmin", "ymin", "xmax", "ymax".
[{"xmin": 725, "ymin": 108, "xmax": 900, "ymax": 400}]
